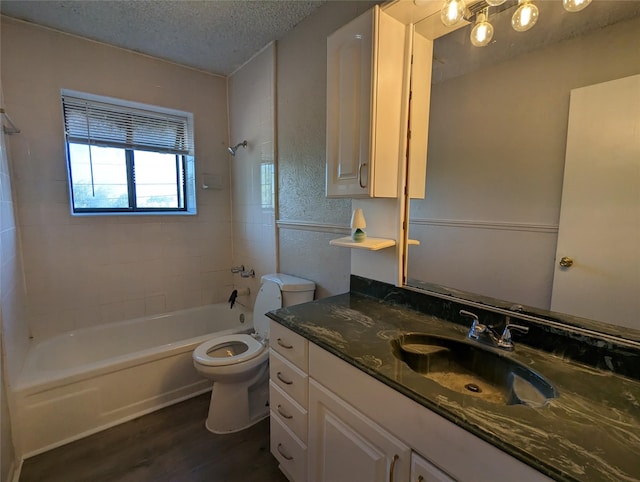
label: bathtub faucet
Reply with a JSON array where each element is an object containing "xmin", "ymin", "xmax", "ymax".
[{"xmin": 228, "ymin": 289, "xmax": 238, "ymax": 309}]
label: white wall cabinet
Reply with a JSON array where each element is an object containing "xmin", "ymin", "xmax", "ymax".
[
  {"xmin": 308, "ymin": 379, "xmax": 410, "ymax": 482},
  {"xmin": 326, "ymin": 5, "xmax": 407, "ymax": 198}
]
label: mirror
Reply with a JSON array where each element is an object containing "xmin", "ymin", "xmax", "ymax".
[{"xmin": 405, "ymin": 1, "xmax": 640, "ymax": 338}]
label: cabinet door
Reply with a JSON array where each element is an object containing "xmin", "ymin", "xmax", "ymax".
[
  {"xmin": 308, "ymin": 379, "xmax": 410, "ymax": 482},
  {"xmin": 326, "ymin": 6, "xmax": 406, "ymax": 198},
  {"xmin": 326, "ymin": 7, "xmax": 373, "ymax": 198},
  {"xmin": 410, "ymin": 452, "xmax": 455, "ymax": 482}
]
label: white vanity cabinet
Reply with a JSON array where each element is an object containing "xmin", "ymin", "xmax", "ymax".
[
  {"xmin": 308, "ymin": 378, "xmax": 410, "ymax": 482},
  {"xmin": 269, "ymin": 321, "xmax": 309, "ymax": 482},
  {"xmin": 326, "ymin": 5, "xmax": 407, "ymax": 198},
  {"xmin": 269, "ymin": 323, "xmax": 551, "ymax": 482}
]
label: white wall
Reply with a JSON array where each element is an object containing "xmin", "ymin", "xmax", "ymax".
[
  {"xmin": 276, "ymin": 1, "xmax": 378, "ymax": 298},
  {"xmin": 1, "ymin": 18, "xmax": 233, "ymax": 340},
  {"xmin": 408, "ymin": 16, "xmax": 640, "ymax": 310},
  {"xmin": 228, "ymin": 44, "xmax": 277, "ymax": 307}
]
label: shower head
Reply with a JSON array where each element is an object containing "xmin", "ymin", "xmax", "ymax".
[{"xmin": 227, "ymin": 140, "xmax": 248, "ymax": 156}]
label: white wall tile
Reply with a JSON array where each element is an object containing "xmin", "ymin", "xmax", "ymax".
[{"xmin": 2, "ymin": 18, "xmax": 233, "ymax": 339}]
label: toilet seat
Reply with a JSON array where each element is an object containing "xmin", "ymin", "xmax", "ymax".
[{"xmin": 193, "ymin": 334, "xmax": 265, "ymax": 367}]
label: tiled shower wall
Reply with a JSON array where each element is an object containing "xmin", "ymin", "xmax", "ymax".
[
  {"xmin": 1, "ymin": 18, "xmax": 232, "ymax": 340},
  {"xmin": 228, "ymin": 44, "xmax": 277, "ymax": 308},
  {"xmin": 1, "ymin": 87, "xmax": 25, "ymax": 479}
]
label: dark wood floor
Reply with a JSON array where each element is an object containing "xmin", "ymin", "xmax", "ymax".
[{"xmin": 20, "ymin": 393, "xmax": 288, "ymax": 482}]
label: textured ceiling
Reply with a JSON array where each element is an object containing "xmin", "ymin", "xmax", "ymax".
[{"xmin": 0, "ymin": 0, "xmax": 326, "ymax": 76}]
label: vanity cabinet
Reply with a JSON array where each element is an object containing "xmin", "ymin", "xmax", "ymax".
[
  {"xmin": 308, "ymin": 379, "xmax": 410, "ymax": 482},
  {"xmin": 326, "ymin": 5, "xmax": 407, "ymax": 198},
  {"xmin": 269, "ymin": 321, "xmax": 309, "ymax": 482},
  {"xmin": 269, "ymin": 322, "xmax": 550, "ymax": 482}
]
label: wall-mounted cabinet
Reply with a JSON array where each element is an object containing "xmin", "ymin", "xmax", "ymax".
[{"xmin": 326, "ymin": 5, "xmax": 407, "ymax": 198}]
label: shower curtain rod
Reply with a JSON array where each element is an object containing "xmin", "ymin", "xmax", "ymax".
[{"xmin": 1, "ymin": 108, "xmax": 20, "ymax": 135}]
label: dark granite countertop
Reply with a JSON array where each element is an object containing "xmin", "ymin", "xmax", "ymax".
[{"xmin": 267, "ymin": 292, "xmax": 640, "ymax": 482}]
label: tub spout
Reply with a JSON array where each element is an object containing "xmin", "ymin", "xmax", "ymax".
[{"xmin": 228, "ymin": 289, "xmax": 238, "ymax": 309}]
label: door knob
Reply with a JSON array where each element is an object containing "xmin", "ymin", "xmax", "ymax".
[{"xmin": 559, "ymin": 256, "xmax": 573, "ymax": 268}]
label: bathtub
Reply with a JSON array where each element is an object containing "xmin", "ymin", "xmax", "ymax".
[{"xmin": 13, "ymin": 303, "xmax": 252, "ymax": 458}]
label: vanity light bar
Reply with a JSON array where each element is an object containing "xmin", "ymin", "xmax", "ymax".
[{"xmin": 444, "ymin": 0, "xmax": 593, "ymax": 47}]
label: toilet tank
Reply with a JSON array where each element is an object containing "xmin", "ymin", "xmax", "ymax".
[{"xmin": 261, "ymin": 273, "xmax": 315, "ymax": 307}]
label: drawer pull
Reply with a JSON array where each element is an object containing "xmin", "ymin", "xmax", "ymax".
[
  {"xmin": 276, "ymin": 404, "xmax": 293, "ymax": 419},
  {"xmin": 276, "ymin": 371, "xmax": 293, "ymax": 385},
  {"xmin": 389, "ymin": 454, "xmax": 399, "ymax": 482},
  {"xmin": 277, "ymin": 338, "xmax": 293, "ymax": 349},
  {"xmin": 417, "ymin": 476, "xmax": 424, "ymax": 482},
  {"xmin": 277, "ymin": 443, "xmax": 293, "ymax": 461}
]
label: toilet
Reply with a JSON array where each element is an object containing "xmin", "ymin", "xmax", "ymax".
[{"xmin": 193, "ymin": 273, "xmax": 315, "ymax": 434}]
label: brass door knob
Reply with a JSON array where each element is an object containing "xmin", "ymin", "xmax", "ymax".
[{"xmin": 559, "ymin": 256, "xmax": 574, "ymax": 268}]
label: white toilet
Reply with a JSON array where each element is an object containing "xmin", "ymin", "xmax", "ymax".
[{"xmin": 193, "ymin": 273, "xmax": 315, "ymax": 434}]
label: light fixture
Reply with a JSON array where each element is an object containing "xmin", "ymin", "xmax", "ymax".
[
  {"xmin": 512, "ymin": 0, "xmax": 539, "ymax": 32},
  {"xmin": 470, "ymin": 8, "xmax": 494, "ymax": 47},
  {"xmin": 441, "ymin": 0, "xmax": 467, "ymax": 27},
  {"xmin": 562, "ymin": 0, "xmax": 592, "ymax": 13},
  {"xmin": 439, "ymin": 0, "xmax": 591, "ymax": 48}
]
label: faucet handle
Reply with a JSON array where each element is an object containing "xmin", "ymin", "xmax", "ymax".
[
  {"xmin": 460, "ymin": 310, "xmax": 486, "ymax": 339},
  {"xmin": 501, "ymin": 323, "xmax": 529, "ymax": 343},
  {"xmin": 460, "ymin": 310, "xmax": 479, "ymax": 322},
  {"xmin": 505, "ymin": 323, "xmax": 529, "ymax": 333}
]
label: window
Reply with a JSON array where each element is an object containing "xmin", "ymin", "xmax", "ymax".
[{"xmin": 61, "ymin": 90, "xmax": 196, "ymax": 214}]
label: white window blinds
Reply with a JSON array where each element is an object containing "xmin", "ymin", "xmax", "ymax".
[{"xmin": 62, "ymin": 94, "xmax": 193, "ymax": 155}]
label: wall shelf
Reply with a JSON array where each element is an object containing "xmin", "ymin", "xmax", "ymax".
[
  {"xmin": 329, "ymin": 236, "xmax": 396, "ymax": 251},
  {"xmin": 329, "ymin": 237, "xmax": 421, "ymax": 250}
]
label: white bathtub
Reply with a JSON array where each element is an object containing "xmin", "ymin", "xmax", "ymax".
[{"xmin": 13, "ymin": 303, "xmax": 252, "ymax": 458}]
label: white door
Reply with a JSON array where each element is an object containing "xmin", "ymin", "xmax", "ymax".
[{"xmin": 551, "ymin": 74, "xmax": 640, "ymax": 329}]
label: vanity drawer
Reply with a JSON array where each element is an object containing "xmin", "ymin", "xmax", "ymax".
[
  {"xmin": 270, "ymin": 380, "xmax": 308, "ymax": 441},
  {"xmin": 270, "ymin": 320, "xmax": 308, "ymax": 371},
  {"xmin": 271, "ymin": 414, "xmax": 307, "ymax": 482},
  {"xmin": 270, "ymin": 349, "xmax": 308, "ymax": 407}
]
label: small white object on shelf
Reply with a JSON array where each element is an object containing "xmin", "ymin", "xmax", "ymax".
[
  {"xmin": 350, "ymin": 208, "xmax": 367, "ymax": 242},
  {"xmin": 329, "ymin": 236, "xmax": 396, "ymax": 251}
]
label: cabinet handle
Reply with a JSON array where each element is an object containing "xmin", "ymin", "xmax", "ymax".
[
  {"xmin": 417, "ymin": 477, "xmax": 424, "ymax": 482},
  {"xmin": 277, "ymin": 443, "xmax": 293, "ymax": 461},
  {"xmin": 277, "ymin": 338, "xmax": 293, "ymax": 349},
  {"xmin": 358, "ymin": 163, "xmax": 368, "ymax": 188},
  {"xmin": 277, "ymin": 404, "xmax": 293, "ymax": 419},
  {"xmin": 389, "ymin": 454, "xmax": 399, "ymax": 482},
  {"xmin": 276, "ymin": 371, "xmax": 293, "ymax": 385}
]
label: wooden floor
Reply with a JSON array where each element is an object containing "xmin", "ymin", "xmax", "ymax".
[{"xmin": 19, "ymin": 393, "xmax": 288, "ymax": 482}]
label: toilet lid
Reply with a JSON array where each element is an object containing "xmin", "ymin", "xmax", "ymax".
[
  {"xmin": 193, "ymin": 334, "xmax": 264, "ymax": 367},
  {"xmin": 253, "ymin": 280, "xmax": 282, "ymax": 339}
]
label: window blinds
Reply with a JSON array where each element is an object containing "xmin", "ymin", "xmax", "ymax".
[{"xmin": 62, "ymin": 94, "xmax": 193, "ymax": 155}]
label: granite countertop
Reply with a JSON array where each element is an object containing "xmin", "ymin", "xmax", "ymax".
[{"xmin": 267, "ymin": 292, "xmax": 640, "ymax": 482}]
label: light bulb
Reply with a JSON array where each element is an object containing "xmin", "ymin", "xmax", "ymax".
[
  {"xmin": 470, "ymin": 11, "xmax": 494, "ymax": 47},
  {"xmin": 512, "ymin": 0, "xmax": 539, "ymax": 32},
  {"xmin": 440, "ymin": 0, "xmax": 466, "ymax": 27},
  {"xmin": 485, "ymin": 0, "xmax": 506, "ymax": 6},
  {"xmin": 563, "ymin": 0, "xmax": 592, "ymax": 12}
]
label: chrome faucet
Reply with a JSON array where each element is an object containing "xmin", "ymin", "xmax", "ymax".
[{"xmin": 460, "ymin": 309, "xmax": 529, "ymax": 351}]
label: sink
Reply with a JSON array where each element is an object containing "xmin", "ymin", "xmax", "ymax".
[{"xmin": 391, "ymin": 333, "xmax": 558, "ymax": 407}]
